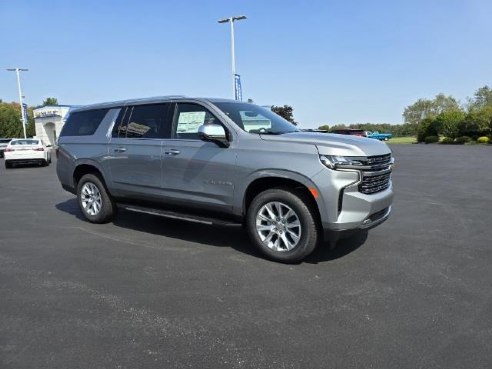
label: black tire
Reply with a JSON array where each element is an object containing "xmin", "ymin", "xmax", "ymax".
[
  {"xmin": 246, "ymin": 188, "xmax": 319, "ymax": 263},
  {"xmin": 5, "ymin": 161, "xmax": 11, "ymax": 169},
  {"xmin": 76, "ymin": 173, "xmax": 115, "ymax": 223},
  {"xmin": 42, "ymin": 159, "xmax": 49, "ymax": 167}
]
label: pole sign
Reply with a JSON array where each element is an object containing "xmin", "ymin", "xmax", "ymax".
[
  {"xmin": 234, "ymin": 74, "xmax": 242, "ymax": 101},
  {"xmin": 22, "ymin": 103, "xmax": 29, "ymax": 124}
]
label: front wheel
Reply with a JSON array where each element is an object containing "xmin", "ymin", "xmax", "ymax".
[
  {"xmin": 77, "ymin": 173, "xmax": 115, "ymax": 223},
  {"xmin": 246, "ymin": 188, "xmax": 319, "ymax": 263}
]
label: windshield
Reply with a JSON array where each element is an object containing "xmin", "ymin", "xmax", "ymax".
[
  {"xmin": 11, "ymin": 140, "xmax": 39, "ymax": 146},
  {"xmin": 213, "ymin": 102, "xmax": 299, "ymax": 134}
]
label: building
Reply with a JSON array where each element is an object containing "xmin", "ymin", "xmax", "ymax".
[{"xmin": 34, "ymin": 105, "xmax": 71, "ymax": 146}]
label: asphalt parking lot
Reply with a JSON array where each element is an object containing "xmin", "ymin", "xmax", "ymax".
[{"xmin": 0, "ymin": 144, "xmax": 491, "ymax": 369}]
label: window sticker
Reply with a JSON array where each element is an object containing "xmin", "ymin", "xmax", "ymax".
[
  {"xmin": 177, "ymin": 111, "xmax": 205, "ymax": 133},
  {"xmin": 240, "ymin": 111, "xmax": 272, "ymax": 131},
  {"xmin": 126, "ymin": 122, "xmax": 151, "ymax": 136}
]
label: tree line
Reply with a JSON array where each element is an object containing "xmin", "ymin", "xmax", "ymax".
[
  {"xmin": 318, "ymin": 122, "xmax": 416, "ymax": 137},
  {"xmin": 317, "ymin": 85, "xmax": 492, "ymax": 142},
  {"xmin": 0, "ymin": 98, "xmax": 58, "ymax": 138},
  {"xmin": 3, "ymin": 91, "xmax": 491, "ymax": 143},
  {"xmin": 406, "ymin": 86, "xmax": 492, "ymax": 142}
]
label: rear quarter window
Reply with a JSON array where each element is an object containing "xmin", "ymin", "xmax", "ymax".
[{"xmin": 60, "ymin": 109, "xmax": 109, "ymax": 136}]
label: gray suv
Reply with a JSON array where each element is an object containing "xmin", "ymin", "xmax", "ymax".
[{"xmin": 56, "ymin": 97, "xmax": 394, "ymax": 263}]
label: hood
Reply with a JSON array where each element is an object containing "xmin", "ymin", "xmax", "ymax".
[{"xmin": 260, "ymin": 132, "xmax": 391, "ymax": 157}]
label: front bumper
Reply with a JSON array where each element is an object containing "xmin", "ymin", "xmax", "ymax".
[
  {"xmin": 322, "ymin": 206, "xmax": 392, "ymax": 246},
  {"xmin": 326, "ymin": 181, "xmax": 394, "ymax": 231},
  {"xmin": 310, "ymin": 165, "xmax": 394, "ymax": 235}
]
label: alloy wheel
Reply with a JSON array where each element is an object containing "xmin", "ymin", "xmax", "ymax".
[
  {"xmin": 255, "ymin": 201, "xmax": 302, "ymax": 252},
  {"xmin": 81, "ymin": 182, "xmax": 103, "ymax": 216}
]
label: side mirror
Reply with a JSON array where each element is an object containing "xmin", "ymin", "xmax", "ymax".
[{"xmin": 198, "ymin": 124, "xmax": 229, "ymax": 147}]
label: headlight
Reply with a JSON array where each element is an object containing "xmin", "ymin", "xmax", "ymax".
[{"xmin": 319, "ymin": 155, "xmax": 364, "ymax": 169}]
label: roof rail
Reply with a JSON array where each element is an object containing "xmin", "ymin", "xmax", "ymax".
[{"xmin": 132, "ymin": 95, "xmax": 187, "ymax": 100}]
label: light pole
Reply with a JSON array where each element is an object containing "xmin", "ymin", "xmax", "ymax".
[
  {"xmin": 6, "ymin": 68, "xmax": 29, "ymax": 139},
  {"xmin": 218, "ymin": 15, "xmax": 246, "ymax": 100}
]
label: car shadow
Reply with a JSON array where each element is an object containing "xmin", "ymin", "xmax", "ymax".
[
  {"xmin": 114, "ymin": 210, "xmax": 261, "ymax": 258},
  {"xmin": 55, "ymin": 198, "xmax": 87, "ymax": 221},
  {"xmin": 5, "ymin": 163, "xmax": 47, "ymax": 169},
  {"xmin": 55, "ymin": 198, "xmax": 259, "ymax": 258},
  {"xmin": 304, "ymin": 230, "xmax": 368, "ymax": 264},
  {"xmin": 55, "ymin": 198, "xmax": 368, "ymax": 263}
]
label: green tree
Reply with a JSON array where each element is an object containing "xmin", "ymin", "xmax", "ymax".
[
  {"xmin": 43, "ymin": 97, "xmax": 58, "ymax": 106},
  {"xmin": 0, "ymin": 102, "xmax": 37, "ymax": 138},
  {"xmin": 416, "ymin": 117, "xmax": 439, "ymax": 142},
  {"xmin": 433, "ymin": 94, "xmax": 461, "ymax": 115},
  {"xmin": 398, "ymin": 123, "xmax": 418, "ymax": 136},
  {"xmin": 403, "ymin": 98, "xmax": 435, "ymax": 125},
  {"xmin": 318, "ymin": 124, "xmax": 330, "ymax": 131},
  {"xmin": 461, "ymin": 106, "xmax": 492, "ymax": 137},
  {"xmin": 271, "ymin": 105, "xmax": 296, "ymax": 124},
  {"xmin": 26, "ymin": 106, "xmax": 36, "ymax": 137},
  {"xmin": 405, "ymin": 93, "xmax": 462, "ymax": 141},
  {"xmin": 435, "ymin": 110, "xmax": 465, "ymax": 139},
  {"xmin": 0, "ymin": 102, "xmax": 24, "ymax": 138},
  {"xmin": 403, "ymin": 94, "xmax": 460, "ymax": 125},
  {"xmin": 468, "ymin": 86, "xmax": 492, "ymax": 110}
]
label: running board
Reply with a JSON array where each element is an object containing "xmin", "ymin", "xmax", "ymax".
[{"xmin": 118, "ymin": 204, "xmax": 242, "ymax": 227}]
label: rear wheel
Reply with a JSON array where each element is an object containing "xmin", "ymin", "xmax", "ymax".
[
  {"xmin": 5, "ymin": 161, "xmax": 11, "ymax": 169},
  {"xmin": 246, "ymin": 188, "xmax": 319, "ymax": 263},
  {"xmin": 77, "ymin": 173, "xmax": 115, "ymax": 223}
]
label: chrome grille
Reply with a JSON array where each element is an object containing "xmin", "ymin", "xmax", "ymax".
[{"xmin": 358, "ymin": 154, "xmax": 393, "ymax": 194}]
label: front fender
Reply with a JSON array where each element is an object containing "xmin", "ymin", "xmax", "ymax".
[{"xmin": 232, "ymin": 168, "xmax": 329, "ymax": 222}]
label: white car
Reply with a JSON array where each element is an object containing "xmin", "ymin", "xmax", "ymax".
[
  {"xmin": 0, "ymin": 138, "xmax": 12, "ymax": 158},
  {"xmin": 4, "ymin": 139, "xmax": 52, "ymax": 169}
]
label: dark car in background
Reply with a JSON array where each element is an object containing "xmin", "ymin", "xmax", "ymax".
[
  {"xmin": 0, "ymin": 138, "xmax": 13, "ymax": 158},
  {"xmin": 331, "ymin": 129, "xmax": 366, "ymax": 137}
]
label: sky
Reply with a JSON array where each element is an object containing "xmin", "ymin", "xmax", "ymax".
[{"xmin": 1, "ymin": 0, "xmax": 491, "ymax": 128}]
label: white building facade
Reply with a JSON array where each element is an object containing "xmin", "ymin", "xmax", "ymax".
[{"xmin": 34, "ymin": 105, "xmax": 71, "ymax": 146}]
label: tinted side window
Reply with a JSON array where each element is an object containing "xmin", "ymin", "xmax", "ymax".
[
  {"xmin": 60, "ymin": 109, "xmax": 109, "ymax": 136},
  {"xmin": 173, "ymin": 103, "xmax": 220, "ymax": 140},
  {"xmin": 116, "ymin": 104, "xmax": 172, "ymax": 139}
]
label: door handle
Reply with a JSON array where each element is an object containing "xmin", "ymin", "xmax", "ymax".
[
  {"xmin": 113, "ymin": 147, "xmax": 127, "ymax": 153},
  {"xmin": 164, "ymin": 149, "xmax": 180, "ymax": 156}
]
